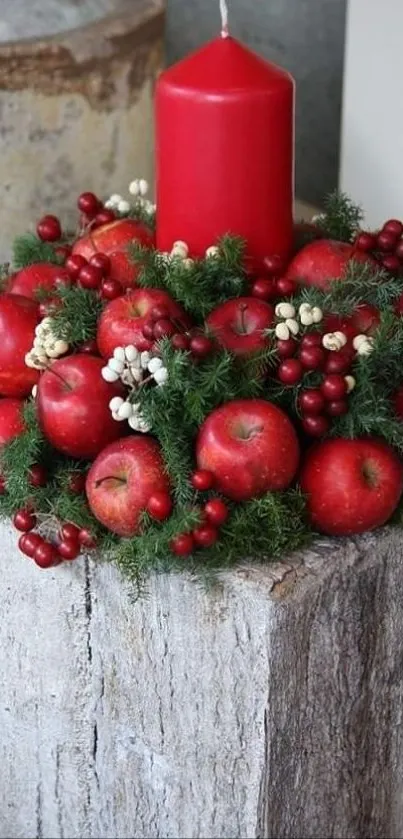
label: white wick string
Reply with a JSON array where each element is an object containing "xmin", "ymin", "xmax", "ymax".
[{"xmin": 219, "ymin": 0, "xmax": 229, "ymax": 38}]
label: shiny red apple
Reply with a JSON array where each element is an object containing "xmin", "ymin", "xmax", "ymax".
[
  {"xmin": 286, "ymin": 239, "xmax": 376, "ymax": 290},
  {"xmin": 72, "ymin": 218, "xmax": 154, "ymax": 288},
  {"xmin": 300, "ymin": 437, "xmax": 403, "ymax": 535},
  {"xmin": 0, "ymin": 398, "xmax": 25, "ymax": 445},
  {"xmin": 206, "ymin": 297, "xmax": 273, "ymax": 356},
  {"xmin": 8, "ymin": 263, "xmax": 65, "ymax": 299},
  {"xmin": 86, "ymin": 436, "xmax": 170, "ymax": 536},
  {"xmin": 37, "ymin": 354, "xmax": 124, "ymax": 459},
  {"xmin": 196, "ymin": 399, "xmax": 300, "ymax": 501},
  {"xmin": 0, "ymin": 294, "xmax": 40, "ymax": 397},
  {"xmin": 97, "ymin": 288, "xmax": 191, "ymax": 358}
]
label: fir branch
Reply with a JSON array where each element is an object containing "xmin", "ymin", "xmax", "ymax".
[
  {"xmin": 0, "ymin": 402, "xmax": 49, "ymax": 514},
  {"xmin": 51, "ymin": 285, "xmax": 103, "ymax": 345},
  {"xmin": 317, "ymin": 190, "xmax": 364, "ymax": 243},
  {"xmin": 293, "ymin": 260, "xmax": 403, "ymax": 316},
  {"xmin": 12, "ymin": 233, "xmax": 62, "ymax": 269}
]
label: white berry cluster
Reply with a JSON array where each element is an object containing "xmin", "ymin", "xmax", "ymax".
[
  {"xmin": 104, "ymin": 177, "xmax": 156, "ymax": 218},
  {"xmin": 101, "ymin": 346, "xmax": 168, "ymax": 433},
  {"xmin": 322, "ymin": 331, "xmax": 348, "ymax": 352},
  {"xmin": 25, "ymin": 317, "xmax": 69, "ymax": 370},
  {"xmin": 161, "ymin": 240, "xmax": 194, "ymax": 270},
  {"xmin": 353, "ymin": 333, "xmax": 374, "ymax": 357},
  {"xmin": 274, "ymin": 302, "xmax": 323, "ymax": 341}
]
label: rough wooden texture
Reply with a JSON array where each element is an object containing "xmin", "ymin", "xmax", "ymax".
[
  {"xmin": 1, "ymin": 519, "xmax": 403, "ymax": 839},
  {"xmin": 0, "ymin": 0, "xmax": 164, "ymax": 257}
]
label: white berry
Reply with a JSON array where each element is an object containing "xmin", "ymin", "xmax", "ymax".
[
  {"xmin": 205, "ymin": 245, "xmax": 220, "ymax": 258},
  {"xmin": 113, "ymin": 347, "xmax": 126, "ymax": 362},
  {"xmin": 140, "ymin": 351, "xmax": 151, "ymax": 369},
  {"xmin": 322, "ymin": 333, "xmax": 343, "ymax": 352},
  {"xmin": 46, "ymin": 346, "xmax": 60, "ymax": 359},
  {"xmin": 345, "ymin": 375, "xmax": 356, "ymax": 393},
  {"xmin": 54, "ymin": 340, "xmax": 69, "ymax": 356},
  {"xmin": 117, "ymin": 402, "xmax": 133, "ymax": 420},
  {"xmin": 148, "ymin": 357, "xmax": 163, "ymax": 374},
  {"xmin": 109, "ymin": 396, "xmax": 124, "ymax": 413},
  {"xmin": 128, "ymin": 415, "xmax": 140, "ymax": 430},
  {"xmin": 299, "ymin": 303, "xmax": 312, "ymax": 315},
  {"xmin": 275, "ymin": 302, "xmax": 296, "ymax": 319},
  {"xmin": 31, "ymin": 385, "xmax": 38, "ymax": 398},
  {"xmin": 138, "ymin": 179, "xmax": 149, "ymax": 196},
  {"xmin": 357, "ymin": 339, "xmax": 374, "ymax": 357},
  {"xmin": 102, "ymin": 367, "xmax": 119, "ymax": 382},
  {"xmin": 285, "ymin": 318, "xmax": 300, "ymax": 336},
  {"xmin": 118, "ymin": 200, "xmax": 130, "ymax": 214},
  {"xmin": 154, "ymin": 367, "xmax": 168, "ymax": 386},
  {"xmin": 108, "ymin": 358, "xmax": 125, "ymax": 374},
  {"xmin": 300, "ymin": 311, "xmax": 314, "ymax": 327},
  {"xmin": 311, "ymin": 307, "xmax": 323, "ymax": 324},
  {"xmin": 275, "ymin": 322, "xmax": 290, "ymax": 341},
  {"xmin": 129, "ymin": 180, "xmax": 140, "ymax": 196},
  {"xmin": 124, "ymin": 345, "xmax": 138, "ymax": 363},
  {"xmin": 333, "ymin": 331, "xmax": 347, "ymax": 347},
  {"xmin": 353, "ymin": 334, "xmax": 368, "ymax": 350}
]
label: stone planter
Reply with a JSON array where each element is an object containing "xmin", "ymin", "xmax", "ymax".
[
  {"xmin": 1, "ymin": 519, "xmax": 402, "ymax": 838},
  {"xmin": 0, "ymin": 0, "xmax": 164, "ymax": 257}
]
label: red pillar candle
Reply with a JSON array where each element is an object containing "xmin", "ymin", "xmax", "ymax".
[{"xmin": 156, "ymin": 36, "xmax": 295, "ymax": 270}]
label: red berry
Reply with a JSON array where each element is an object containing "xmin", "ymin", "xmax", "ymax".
[
  {"xmin": 79, "ymin": 339, "xmax": 99, "ymax": 355},
  {"xmin": 189, "ymin": 335, "xmax": 214, "ymax": 357},
  {"xmin": 276, "ymin": 337, "xmax": 298, "ymax": 358},
  {"xmin": 395, "ymin": 240, "xmax": 403, "ymax": 260},
  {"xmin": 383, "ymin": 219, "xmax": 403, "ymax": 237},
  {"xmin": 151, "ymin": 305, "xmax": 170, "ymax": 321},
  {"xmin": 101, "ymin": 278, "xmax": 123, "ymax": 300},
  {"xmin": 13, "ymin": 509, "xmax": 36, "ymax": 532},
  {"xmin": 299, "ymin": 346, "xmax": 326, "ymax": 371},
  {"xmin": 251, "ymin": 277, "xmax": 277, "ymax": 300},
  {"xmin": 170, "ymin": 533, "xmax": 195, "ymax": 556},
  {"xmin": 94, "ymin": 209, "xmax": 115, "ymax": 227},
  {"xmin": 61, "ymin": 522, "xmax": 80, "ymax": 542},
  {"xmin": 34, "ymin": 541, "xmax": 60, "ymax": 568},
  {"xmin": 377, "ymin": 230, "xmax": 397, "ymax": 252},
  {"xmin": 78, "ymin": 264, "xmax": 103, "ymax": 290},
  {"xmin": 28, "ymin": 464, "xmax": 47, "ymax": 487},
  {"xmin": 0, "ymin": 475, "xmax": 6, "ymax": 495},
  {"xmin": 302, "ymin": 415, "xmax": 330, "ymax": 437},
  {"xmin": 171, "ymin": 333, "xmax": 190, "ymax": 351},
  {"xmin": 276, "ymin": 277, "xmax": 296, "ymax": 297},
  {"xmin": 354, "ymin": 232, "xmax": 377, "ymax": 252},
  {"xmin": 18, "ymin": 532, "xmax": 43, "ymax": 558},
  {"xmin": 193, "ymin": 524, "xmax": 219, "ymax": 548},
  {"xmin": 78, "ymin": 528, "xmax": 97, "ymax": 549},
  {"xmin": 65, "ymin": 254, "xmax": 87, "ymax": 280},
  {"xmin": 55, "ymin": 244, "xmax": 71, "ymax": 262},
  {"xmin": 300, "ymin": 332, "xmax": 323, "ymax": 349},
  {"xmin": 298, "ymin": 389, "xmax": 326, "ymax": 415},
  {"xmin": 77, "ymin": 192, "xmax": 99, "ymax": 217},
  {"xmin": 146, "ymin": 492, "xmax": 173, "ymax": 521},
  {"xmin": 382, "ymin": 254, "xmax": 400, "ymax": 274},
  {"xmin": 37, "ymin": 214, "xmax": 62, "ymax": 242},
  {"xmin": 191, "ymin": 469, "xmax": 215, "ymax": 491},
  {"xmin": 326, "ymin": 399, "xmax": 349, "ymax": 417},
  {"xmin": 68, "ymin": 472, "xmax": 87, "ymax": 494},
  {"xmin": 263, "ymin": 254, "xmax": 284, "ymax": 275},
  {"xmin": 204, "ymin": 499, "xmax": 229, "ymax": 527},
  {"xmin": 90, "ymin": 252, "xmax": 111, "ymax": 275},
  {"xmin": 58, "ymin": 539, "xmax": 80, "ymax": 561},
  {"xmin": 321, "ymin": 374, "xmax": 348, "ymax": 401},
  {"xmin": 153, "ymin": 318, "xmax": 176, "ymax": 340},
  {"xmin": 142, "ymin": 322, "xmax": 156, "ymax": 341},
  {"xmin": 278, "ymin": 358, "xmax": 303, "ymax": 385},
  {"xmin": 325, "ymin": 349, "xmax": 353, "ymax": 374}
]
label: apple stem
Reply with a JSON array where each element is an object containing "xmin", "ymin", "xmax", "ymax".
[
  {"xmin": 94, "ymin": 475, "xmax": 127, "ymax": 488},
  {"xmin": 238, "ymin": 303, "xmax": 248, "ymax": 335},
  {"xmin": 46, "ymin": 366, "xmax": 73, "ymax": 391}
]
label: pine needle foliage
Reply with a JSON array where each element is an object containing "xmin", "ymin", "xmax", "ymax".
[
  {"xmin": 12, "ymin": 233, "xmax": 62, "ymax": 269},
  {"xmin": 316, "ymin": 191, "xmax": 364, "ymax": 243},
  {"xmin": 51, "ymin": 285, "xmax": 104, "ymax": 346}
]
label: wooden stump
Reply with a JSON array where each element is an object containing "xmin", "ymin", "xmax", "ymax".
[
  {"xmin": 0, "ymin": 0, "xmax": 164, "ymax": 256},
  {"xmin": 1, "ymin": 519, "xmax": 403, "ymax": 838}
]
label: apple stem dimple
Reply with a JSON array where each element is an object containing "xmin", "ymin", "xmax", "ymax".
[
  {"xmin": 46, "ymin": 366, "xmax": 73, "ymax": 392},
  {"xmin": 237, "ymin": 303, "xmax": 249, "ymax": 335},
  {"xmin": 94, "ymin": 475, "xmax": 127, "ymax": 488}
]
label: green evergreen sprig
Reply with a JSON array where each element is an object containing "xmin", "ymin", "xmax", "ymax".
[
  {"xmin": 12, "ymin": 233, "xmax": 63, "ymax": 270},
  {"xmin": 316, "ymin": 191, "xmax": 364, "ymax": 243},
  {"xmin": 293, "ymin": 260, "xmax": 403, "ymax": 316},
  {"xmin": 51, "ymin": 285, "xmax": 104, "ymax": 346}
]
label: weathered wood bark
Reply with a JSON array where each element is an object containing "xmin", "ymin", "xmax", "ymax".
[
  {"xmin": 1, "ymin": 519, "xmax": 403, "ymax": 838},
  {"xmin": 0, "ymin": 0, "xmax": 164, "ymax": 256}
]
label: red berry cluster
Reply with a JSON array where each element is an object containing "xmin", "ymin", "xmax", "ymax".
[
  {"xmin": 36, "ymin": 192, "xmax": 115, "ymax": 247},
  {"xmin": 170, "ymin": 469, "xmax": 229, "ymax": 557},
  {"xmin": 276, "ymin": 331, "xmax": 355, "ymax": 437},
  {"xmin": 16, "ymin": 511, "xmax": 97, "ymax": 569},
  {"xmin": 64, "ymin": 251, "xmax": 123, "ymax": 300},
  {"xmin": 355, "ymin": 218, "xmax": 403, "ymax": 274},
  {"xmin": 142, "ymin": 306, "xmax": 214, "ymax": 358}
]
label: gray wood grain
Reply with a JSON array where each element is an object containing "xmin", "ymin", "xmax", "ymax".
[{"xmin": 1, "ymin": 521, "xmax": 402, "ymax": 838}]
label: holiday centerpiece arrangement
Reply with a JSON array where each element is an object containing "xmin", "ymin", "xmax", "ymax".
[{"xmin": 1, "ymin": 3, "xmax": 403, "ymax": 590}]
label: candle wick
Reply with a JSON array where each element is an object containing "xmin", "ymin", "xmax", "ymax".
[{"xmin": 219, "ymin": 0, "xmax": 230, "ymax": 38}]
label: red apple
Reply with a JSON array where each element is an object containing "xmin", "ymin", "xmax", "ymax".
[
  {"xmin": 286, "ymin": 239, "xmax": 377, "ymax": 290},
  {"xmin": 206, "ymin": 297, "xmax": 273, "ymax": 356},
  {"xmin": 37, "ymin": 354, "xmax": 124, "ymax": 459},
  {"xmin": 300, "ymin": 437, "xmax": 403, "ymax": 535},
  {"xmin": 86, "ymin": 436, "xmax": 170, "ymax": 536},
  {"xmin": 0, "ymin": 398, "xmax": 25, "ymax": 445},
  {"xmin": 8, "ymin": 263, "xmax": 65, "ymax": 299},
  {"xmin": 97, "ymin": 288, "xmax": 191, "ymax": 358},
  {"xmin": 0, "ymin": 294, "xmax": 40, "ymax": 397},
  {"xmin": 72, "ymin": 219, "xmax": 154, "ymax": 288},
  {"xmin": 324, "ymin": 303, "xmax": 381, "ymax": 341},
  {"xmin": 196, "ymin": 399, "xmax": 300, "ymax": 501}
]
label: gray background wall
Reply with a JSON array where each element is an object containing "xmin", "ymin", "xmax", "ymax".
[{"xmin": 166, "ymin": 0, "xmax": 347, "ymax": 206}]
